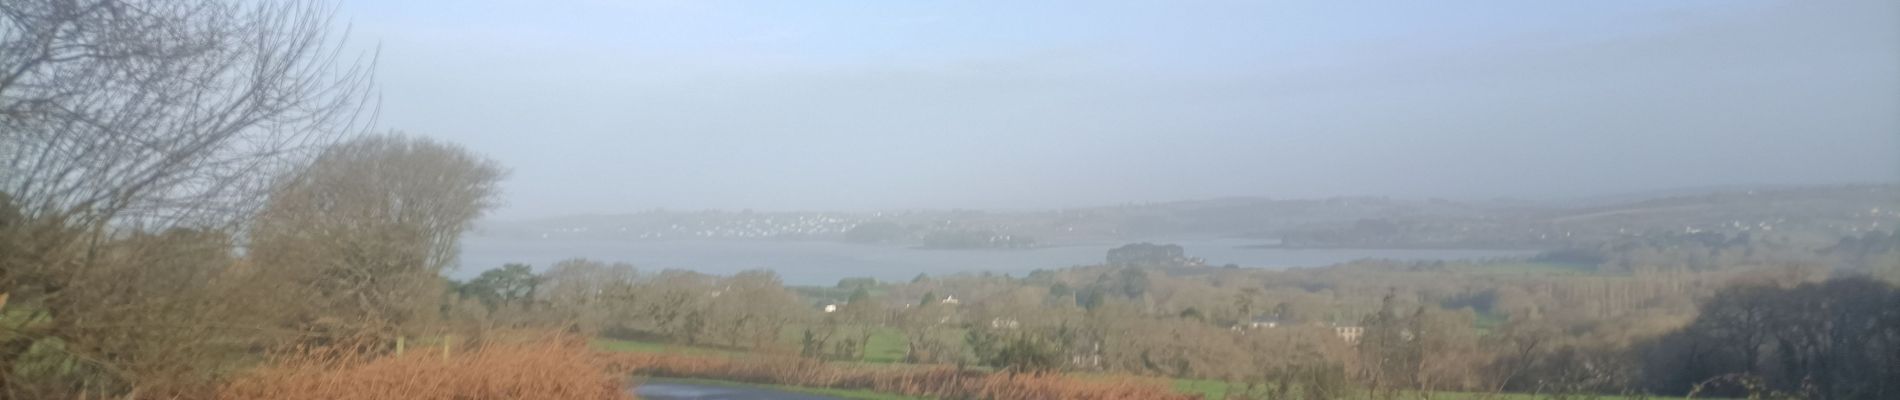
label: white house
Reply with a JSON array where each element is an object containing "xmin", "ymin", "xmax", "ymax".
[{"xmin": 1334, "ymin": 326, "xmax": 1364, "ymax": 343}]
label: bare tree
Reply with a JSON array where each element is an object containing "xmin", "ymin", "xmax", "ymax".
[
  {"xmin": 899, "ymin": 295, "xmax": 959, "ymax": 363},
  {"xmin": 707, "ymin": 270, "xmax": 801, "ymax": 349},
  {"xmin": 539, "ymin": 258, "xmax": 639, "ymax": 335},
  {"xmin": 639, "ymin": 269, "xmax": 715, "ymax": 344},
  {"xmin": 248, "ymin": 133, "xmax": 502, "ymax": 348},
  {"xmin": 1, "ymin": 0, "xmax": 373, "ymax": 227},
  {"xmin": 0, "ymin": 1, "xmax": 370, "ymax": 397}
]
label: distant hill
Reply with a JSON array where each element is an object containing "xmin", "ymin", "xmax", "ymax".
[{"xmin": 478, "ymin": 184, "xmax": 1899, "ymax": 250}]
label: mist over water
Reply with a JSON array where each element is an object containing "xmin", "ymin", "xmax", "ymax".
[
  {"xmin": 456, "ymin": 236, "xmax": 1532, "ymax": 285},
  {"xmin": 353, "ymin": 0, "xmax": 1899, "ymax": 218}
]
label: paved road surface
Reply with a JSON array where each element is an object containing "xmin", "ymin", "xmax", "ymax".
[{"xmin": 634, "ymin": 382, "xmax": 841, "ymax": 400}]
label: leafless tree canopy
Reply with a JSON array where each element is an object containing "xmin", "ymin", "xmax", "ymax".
[
  {"xmin": 0, "ymin": 0, "xmax": 373, "ymax": 229},
  {"xmin": 249, "ymin": 134, "xmax": 504, "ymax": 346}
]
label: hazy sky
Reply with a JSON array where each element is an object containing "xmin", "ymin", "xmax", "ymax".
[{"xmin": 346, "ymin": 0, "xmax": 1900, "ymax": 219}]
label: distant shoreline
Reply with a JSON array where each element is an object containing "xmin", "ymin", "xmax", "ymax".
[
  {"xmin": 470, "ymin": 234, "xmax": 1551, "ymax": 253},
  {"xmin": 1241, "ymin": 243, "xmax": 1549, "ymax": 251}
]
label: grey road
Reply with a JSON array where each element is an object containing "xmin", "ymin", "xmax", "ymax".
[{"xmin": 633, "ymin": 381, "xmax": 842, "ymax": 400}]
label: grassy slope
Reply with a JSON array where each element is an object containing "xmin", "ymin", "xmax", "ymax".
[
  {"xmin": 591, "ymin": 338, "xmax": 743, "ymax": 357},
  {"xmin": 860, "ymin": 327, "xmax": 908, "ymax": 363},
  {"xmin": 601, "ymin": 338, "xmax": 1703, "ymax": 400},
  {"xmin": 594, "ymin": 330, "xmax": 909, "ymax": 365}
]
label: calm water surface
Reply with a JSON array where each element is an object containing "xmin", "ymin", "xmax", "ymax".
[{"xmin": 634, "ymin": 382, "xmax": 838, "ymax": 400}]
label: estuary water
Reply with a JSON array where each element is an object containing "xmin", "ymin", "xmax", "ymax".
[{"xmin": 456, "ymin": 236, "xmax": 1533, "ymax": 286}]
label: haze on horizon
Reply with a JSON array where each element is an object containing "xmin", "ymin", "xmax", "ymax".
[{"xmin": 348, "ymin": 0, "xmax": 1900, "ymax": 219}]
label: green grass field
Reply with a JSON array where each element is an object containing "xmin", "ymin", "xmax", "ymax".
[
  {"xmin": 777, "ymin": 324, "xmax": 914, "ymax": 363},
  {"xmin": 593, "ymin": 326, "xmax": 911, "ymax": 363},
  {"xmin": 860, "ymin": 327, "xmax": 908, "ymax": 363},
  {"xmin": 1172, "ymin": 378, "xmax": 1234, "ymax": 399},
  {"xmin": 590, "ymin": 338, "xmax": 747, "ymax": 358},
  {"xmin": 597, "ymin": 333, "xmax": 1701, "ymax": 400}
]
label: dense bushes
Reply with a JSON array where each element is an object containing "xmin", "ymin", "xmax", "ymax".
[{"xmin": 1637, "ymin": 276, "xmax": 1900, "ymax": 399}]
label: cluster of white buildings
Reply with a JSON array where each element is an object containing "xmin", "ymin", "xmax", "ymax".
[
  {"xmin": 538, "ymin": 214, "xmax": 865, "ymax": 239},
  {"xmin": 1233, "ymin": 317, "xmax": 1366, "ymax": 343}
]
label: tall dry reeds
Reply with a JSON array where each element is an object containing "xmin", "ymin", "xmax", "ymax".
[
  {"xmin": 218, "ymin": 334, "xmax": 632, "ymax": 400},
  {"xmin": 216, "ymin": 332, "xmax": 1191, "ymax": 400}
]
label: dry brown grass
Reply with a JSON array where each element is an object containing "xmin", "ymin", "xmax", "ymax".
[
  {"xmin": 604, "ymin": 352, "xmax": 1195, "ymax": 400},
  {"xmin": 214, "ymin": 332, "xmax": 1189, "ymax": 400},
  {"xmin": 218, "ymin": 334, "xmax": 632, "ymax": 400}
]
